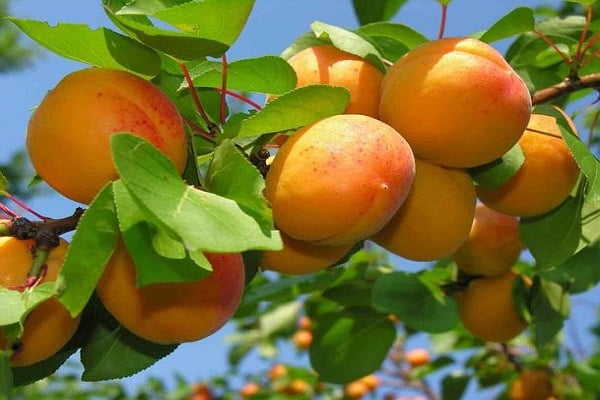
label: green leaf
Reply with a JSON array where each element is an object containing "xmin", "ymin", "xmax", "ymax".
[
  {"xmin": 106, "ymin": 10, "xmax": 229, "ymax": 60},
  {"xmin": 205, "ymin": 139, "xmax": 273, "ymax": 232},
  {"xmin": 119, "ymin": 0, "xmax": 254, "ymax": 46},
  {"xmin": 56, "ymin": 185, "xmax": 120, "ymax": 317},
  {"xmin": 372, "ymin": 272, "xmax": 459, "ymax": 333},
  {"xmin": 351, "ymin": 0, "xmax": 408, "ymax": 25},
  {"xmin": 8, "ymin": 18, "xmax": 160, "ymax": 78},
  {"xmin": 520, "ymin": 195, "xmax": 583, "ymax": 270},
  {"xmin": 187, "ymin": 56, "xmax": 297, "ymax": 94},
  {"xmin": 542, "ymin": 241, "xmax": 600, "ymax": 294},
  {"xmin": 478, "ymin": 7, "xmax": 535, "ymax": 43},
  {"xmin": 562, "ymin": 128, "xmax": 600, "ymax": 204},
  {"xmin": 311, "ymin": 21, "xmax": 385, "ymax": 71},
  {"xmin": 309, "ymin": 307, "xmax": 396, "ymax": 383},
  {"xmin": 437, "ymin": 0, "xmax": 453, "ymax": 4},
  {"xmin": 356, "ymin": 22, "xmax": 428, "ymax": 50},
  {"xmin": 111, "ymin": 134, "xmax": 282, "ymax": 253},
  {"xmin": 469, "ymin": 144, "xmax": 525, "ymax": 189},
  {"xmin": 0, "ymin": 171, "xmax": 8, "ymax": 194},
  {"xmin": 0, "ymin": 288, "xmax": 24, "ymax": 326},
  {"xmin": 530, "ymin": 278, "xmax": 569, "ymax": 348},
  {"xmin": 81, "ymin": 303, "xmax": 177, "ymax": 381},
  {"xmin": 113, "ymin": 181, "xmax": 211, "ymax": 286},
  {"xmin": 223, "ymin": 85, "xmax": 350, "ymax": 138},
  {"xmin": 442, "ymin": 373, "xmax": 471, "ymax": 400},
  {"xmin": 280, "ymin": 31, "xmax": 328, "ymax": 60},
  {"xmin": 0, "ymin": 353, "xmax": 12, "ymax": 398}
]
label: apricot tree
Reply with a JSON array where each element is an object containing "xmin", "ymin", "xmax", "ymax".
[{"xmin": 2, "ymin": 0, "xmax": 600, "ymax": 399}]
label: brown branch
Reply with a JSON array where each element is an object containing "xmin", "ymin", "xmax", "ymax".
[{"xmin": 532, "ymin": 73, "xmax": 600, "ymax": 105}]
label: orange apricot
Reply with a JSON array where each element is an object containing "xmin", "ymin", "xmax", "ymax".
[
  {"xmin": 240, "ymin": 382, "xmax": 261, "ymax": 398},
  {"xmin": 457, "ymin": 272, "xmax": 528, "ymax": 343},
  {"xmin": 264, "ymin": 114, "xmax": 415, "ymax": 246},
  {"xmin": 261, "ymin": 231, "xmax": 354, "ymax": 275},
  {"xmin": 452, "ymin": 203, "xmax": 523, "ymax": 277},
  {"xmin": 96, "ymin": 239, "xmax": 245, "ymax": 344},
  {"xmin": 509, "ymin": 370, "xmax": 554, "ymax": 400},
  {"xmin": 359, "ymin": 374, "xmax": 380, "ymax": 391},
  {"xmin": 380, "ymin": 37, "xmax": 531, "ymax": 168},
  {"xmin": 27, "ymin": 67, "xmax": 188, "ymax": 204},
  {"xmin": 477, "ymin": 111, "xmax": 580, "ymax": 217},
  {"xmin": 405, "ymin": 348, "xmax": 431, "ymax": 368},
  {"xmin": 371, "ymin": 159, "xmax": 476, "ymax": 261},
  {"xmin": 267, "ymin": 363, "xmax": 288, "ymax": 381},
  {"xmin": 345, "ymin": 380, "xmax": 370, "ymax": 399},
  {"xmin": 292, "ymin": 329, "xmax": 313, "ymax": 350},
  {"xmin": 285, "ymin": 45, "xmax": 384, "ymax": 117},
  {"xmin": 0, "ymin": 236, "xmax": 80, "ymax": 367}
]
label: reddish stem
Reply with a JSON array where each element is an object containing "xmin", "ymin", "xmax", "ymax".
[
  {"xmin": 183, "ymin": 116, "xmax": 216, "ymax": 142},
  {"xmin": 437, "ymin": 4, "xmax": 448, "ymax": 39},
  {"xmin": 220, "ymin": 53, "xmax": 228, "ymax": 125},
  {"xmin": 575, "ymin": 6, "xmax": 593, "ymax": 60},
  {"xmin": 179, "ymin": 62, "xmax": 213, "ymax": 129},
  {"xmin": 6, "ymin": 194, "xmax": 48, "ymax": 221},
  {"xmin": 0, "ymin": 202, "xmax": 18, "ymax": 218},
  {"xmin": 533, "ymin": 29, "xmax": 572, "ymax": 65},
  {"xmin": 214, "ymin": 88, "xmax": 263, "ymax": 110}
]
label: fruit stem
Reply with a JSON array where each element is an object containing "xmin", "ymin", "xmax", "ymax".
[
  {"xmin": 179, "ymin": 61, "xmax": 218, "ymax": 135},
  {"xmin": 214, "ymin": 88, "xmax": 263, "ymax": 111},
  {"xmin": 532, "ymin": 30, "xmax": 572, "ymax": 66},
  {"xmin": 4, "ymin": 193, "xmax": 48, "ymax": 221},
  {"xmin": 575, "ymin": 5, "xmax": 592, "ymax": 61},
  {"xmin": 183, "ymin": 116, "xmax": 216, "ymax": 142},
  {"xmin": 27, "ymin": 248, "xmax": 49, "ymax": 283},
  {"xmin": 531, "ymin": 72, "xmax": 600, "ymax": 105},
  {"xmin": 0, "ymin": 202, "xmax": 18, "ymax": 219},
  {"xmin": 220, "ymin": 53, "xmax": 228, "ymax": 125},
  {"xmin": 437, "ymin": 4, "xmax": 448, "ymax": 39}
]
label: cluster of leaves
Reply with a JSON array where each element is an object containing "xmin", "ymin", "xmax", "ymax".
[{"xmin": 2, "ymin": 0, "xmax": 600, "ymax": 399}]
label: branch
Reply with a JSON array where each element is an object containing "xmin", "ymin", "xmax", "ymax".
[{"xmin": 532, "ymin": 73, "xmax": 600, "ymax": 105}]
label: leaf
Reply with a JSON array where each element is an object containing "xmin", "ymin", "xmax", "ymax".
[
  {"xmin": 520, "ymin": 195, "xmax": 583, "ymax": 270},
  {"xmin": 113, "ymin": 181, "xmax": 211, "ymax": 286},
  {"xmin": 111, "ymin": 134, "xmax": 282, "ymax": 253},
  {"xmin": 478, "ymin": 7, "xmax": 535, "ymax": 43},
  {"xmin": 309, "ymin": 307, "xmax": 396, "ymax": 383},
  {"xmin": 351, "ymin": 0, "xmax": 408, "ymax": 25},
  {"xmin": 8, "ymin": 18, "xmax": 160, "ymax": 78},
  {"xmin": 562, "ymin": 128, "xmax": 600, "ymax": 204},
  {"xmin": 187, "ymin": 56, "xmax": 297, "ymax": 95},
  {"xmin": 442, "ymin": 373, "xmax": 471, "ymax": 400},
  {"xmin": 357, "ymin": 22, "xmax": 428, "ymax": 50},
  {"xmin": 530, "ymin": 279, "xmax": 569, "ymax": 348},
  {"xmin": 223, "ymin": 85, "xmax": 350, "ymax": 138},
  {"xmin": 0, "ymin": 288, "xmax": 25, "ymax": 326},
  {"xmin": 542, "ymin": 241, "xmax": 600, "ymax": 294},
  {"xmin": 0, "ymin": 171, "xmax": 8, "ymax": 194},
  {"xmin": 372, "ymin": 272, "xmax": 459, "ymax": 333},
  {"xmin": 119, "ymin": 0, "xmax": 254, "ymax": 46},
  {"xmin": 469, "ymin": 144, "xmax": 525, "ymax": 189},
  {"xmin": 0, "ymin": 353, "xmax": 12, "ymax": 397},
  {"xmin": 56, "ymin": 185, "xmax": 120, "ymax": 317}
]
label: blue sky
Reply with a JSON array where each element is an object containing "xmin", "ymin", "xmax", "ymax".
[{"xmin": 1, "ymin": 0, "xmax": 592, "ymax": 398}]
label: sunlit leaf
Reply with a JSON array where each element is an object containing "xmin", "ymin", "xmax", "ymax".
[
  {"xmin": 478, "ymin": 7, "xmax": 535, "ymax": 43},
  {"xmin": 0, "ymin": 171, "xmax": 8, "ymax": 194}
]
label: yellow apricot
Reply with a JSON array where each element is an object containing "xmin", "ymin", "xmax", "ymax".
[
  {"xmin": 371, "ymin": 159, "xmax": 476, "ymax": 261},
  {"xmin": 477, "ymin": 111, "xmax": 580, "ymax": 217},
  {"xmin": 264, "ymin": 114, "xmax": 415, "ymax": 246},
  {"xmin": 285, "ymin": 45, "xmax": 384, "ymax": 117},
  {"xmin": 457, "ymin": 272, "xmax": 528, "ymax": 342},
  {"xmin": 261, "ymin": 231, "xmax": 353, "ymax": 275},
  {"xmin": 509, "ymin": 370, "xmax": 554, "ymax": 400},
  {"xmin": 0, "ymin": 236, "xmax": 80, "ymax": 367},
  {"xmin": 453, "ymin": 203, "xmax": 523, "ymax": 277},
  {"xmin": 27, "ymin": 67, "xmax": 188, "ymax": 204},
  {"xmin": 380, "ymin": 37, "xmax": 531, "ymax": 168},
  {"xmin": 96, "ymin": 240, "xmax": 245, "ymax": 344}
]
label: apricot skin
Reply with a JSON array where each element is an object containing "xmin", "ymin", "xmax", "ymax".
[
  {"xmin": 0, "ymin": 236, "xmax": 80, "ymax": 367},
  {"xmin": 453, "ymin": 203, "xmax": 523, "ymax": 278},
  {"xmin": 477, "ymin": 112, "xmax": 580, "ymax": 217},
  {"xmin": 285, "ymin": 45, "xmax": 384, "ymax": 117},
  {"xmin": 509, "ymin": 370, "xmax": 554, "ymax": 400},
  {"xmin": 371, "ymin": 159, "xmax": 476, "ymax": 261},
  {"xmin": 380, "ymin": 37, "xmax": 531, "ymax": 168},
  {"xmin": 96, "ymin": 240, "xmax": 245, "ymax": 344},
  {"xmin": 264, "ymin": 114, "xmax": 415, "ymax": 246},
  {"xmin": 27, "ymin": 67, "xmax": 188, "ymax": 204}
]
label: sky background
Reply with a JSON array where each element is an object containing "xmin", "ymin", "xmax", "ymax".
[{"xmin": 1, "ymin": 0, "xmax": 595, "ymax": 398}]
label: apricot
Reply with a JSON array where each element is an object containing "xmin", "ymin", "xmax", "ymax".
[
  {"xmin": 453, "ymin": 203, "xmax": 523, "ymax": 277},
  {"xmin": 240, "ymin": 382, "xmax": 261, "ymax": 398},
  {"xmin": 292, "ymin": 329, "xmax": 313, "ymax": 350},
  {"xmin": 284, "ymin": 45, "xmax": 384, "ymax": 117},
  {"xmin": 0, "ymin": 236, "xmax": 80, "ymax": 367},
  {"xmin": 405, "ymin": 348, "xmax": 430, "ymax": 368},
  {"xmin": 457, "ymin": 272, "xmax": 528, "ymax": 343},
  {"xmin": 509, "ymin": 370, "xmax": 554, "ymax": 400},
  {"xmin": 371, "ymin": 159, "xmax": 476, "ymax": 261},
  {"xmin": 27, "ymin": 67, "xmax": 188, "ymax": 204},
  {"xmin": 96, "ymin": 240, "xmax": 245, "ymax": 344},
  {"xmin": 477, "ymin": 111, "xmax": 580, "ymax": 217},
  {"xmin": 260, "ymin": 231, "xmax": 354, "ymax": 275},
  {"xmin": 345, "ymin": 380, "xmax": 370, "ymax": 399},
  {"xmin": 264, "ymin": 114, "xmax": 415, "ymax": 246},
  {"xmin": 380, "ymin": 37, "xmax": 531, "ymax": 168}
]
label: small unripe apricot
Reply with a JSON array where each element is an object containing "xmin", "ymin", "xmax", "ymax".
[
  {"xmin": 477, "ymin": 111, "xmax": 580, "ymax": 217},
  {"xmin": 453, "ymin": 203, "xmax": 523, "ymax": 277},
  {"xmin": 380, "ymin": 37, "xmax": 531, "ymax": 168},
  {"xmin": 265, "ymin": 114, "xmax": 415, "ymax": 246},
  {"xmin": 27, "ymin": 67, "xmax": 188, "ymax": 204},
  {"xmin": 371, "ymin": 159, "xmax": 476, "ymax": 261},
  {"xmin": 285, "ymin": 45, "xmax": 384, "ymax": 117}
]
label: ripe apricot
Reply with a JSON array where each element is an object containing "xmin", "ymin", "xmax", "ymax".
[
  {"xmin": 457, "ymin": 272, "xmax": 528, "ymax": 343},
  {"xmin": 405, "ymin": 348, "xmax": 430, "ymax": 367},
  {"xmin": 453, "ymin": 203, "xmax": 523, "ymax": 277},
  {"xmin": 359, "ymin": 374, "xmax": 380, "ymax": 391},
  {"xmin": 380, "ymin": 37, "xmax": 531, "ymax": 168},
  {"xmin": 477, "ymin": 111, "xmax": 580, "ymax": 217},
  {"xmin": 188, "ymin": 383, "xmax": 213, "ymax": 400},
  {"xmin": 371, "ymin": 159, "xmax": 476, "ymax": 261},
  {"xmin": 267, "ymin": 363, "xmax": 288, "ymax": 380},
  {"xmin": 261, "ymin": 231, "xmax": 353, "ymax": 275},
  {"xmin": 284, "ymin": 45, "xmax": 384, "ymax": 117},
  {"xmin": 96, "ymin": 240, "xmax": 245, "ymax": 344},
  {"xmin": 292, "ymin": 329, "xmax": 313, "ymax": 350},
  {"xmin": 265, "ymin": 114, "xmax": 415, "ymax": 246},
  {"xmin": 509, "ymin": 370, "xmax": 554, "ymax": 400},
  {"xmin": 0, "ymin": 236, "xmax": 80, "ymax": 367},
  {"xmin": 240, "ymin": 382, "xmax": 261, "ymax": 398},
  {"xmin": 27, "ymin": 67, "xmax": 188, "ymax": 204},
  {"xmin": 345, "ymin": 380, "xmax": 370, "ymax": 399}
]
